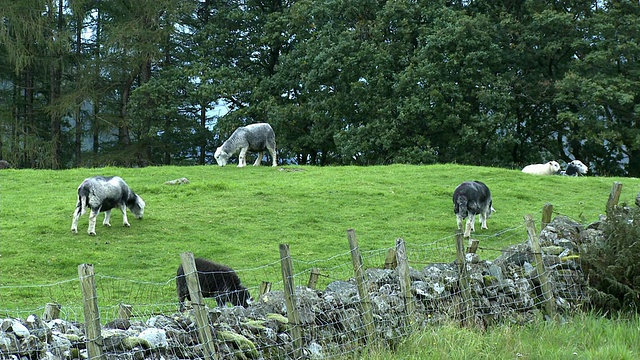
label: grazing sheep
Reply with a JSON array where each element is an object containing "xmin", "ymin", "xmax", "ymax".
[
  {"xmin": 176, "ymin": 258, "xmax": 252, "ymax": 311},
  {"xmin": 0, "ymin": 160, "xmax": 11, "ymax": 169},
  {"xmin": 561, "ymin": 160, "xmax": 589, "ymax": 176},
  {"xmin": 214, "ymin": 123, "xmax": 277, "ymax": 167},
  {"xmin": 71, "ymin": 176, "xmax": 145, "ymax": 236},
  {"xmin": 522, "ymin": 161, "xmax": 561, "ymax": 175},
  {"xmin": 453, "ymin": 181, "xmax": 495, "ymax": 238}
]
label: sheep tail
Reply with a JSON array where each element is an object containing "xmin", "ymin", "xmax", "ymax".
[
  {"xmin": 76, "ymin": 187, "xmax": 90, "ymax": 216},
  {"xmin": 80, "ymin": 196, "xmax": 88, "ymax": 216}
]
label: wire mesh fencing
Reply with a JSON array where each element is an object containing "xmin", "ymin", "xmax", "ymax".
[{"xmin": 1, "ymin": 215, "xmax": 590, "ymax": 359}]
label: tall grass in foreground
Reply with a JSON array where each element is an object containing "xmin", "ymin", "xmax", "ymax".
[{"xmin": 359, "ymin": 313, "xmax": 640, "ymax": 360}]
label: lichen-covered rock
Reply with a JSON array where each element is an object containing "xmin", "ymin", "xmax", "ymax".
[{"xmin": 218, "ymin": 330, "xmax": 259, "ymax": 359}]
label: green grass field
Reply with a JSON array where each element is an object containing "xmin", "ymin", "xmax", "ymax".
[
  {"xmin": 1, "ymin": 164, "xmax": 638, "ymax": 301},
  {"xmin": 2, "ymin": 164, "xmax": 640, "ymax": 358}
]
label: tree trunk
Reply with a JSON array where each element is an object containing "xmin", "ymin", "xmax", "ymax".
[
  {"xmin": 93, "ymin": 101, "xmax": 100, "ymax": 155},
  {"xmin": 200, "ymin": 102, "xmax": 207, "ymax": 165},
  {"xmin": 25, "ymin": 68, "xmax": 35, "ymax": 168},
  {"xmin": 49, "ymin": 0, "xmax": 64, "ymax": 169},
  {"xmin": 93, "ymin": 7, "xmax": 101, "ymax": 155},
  {"xmin": 74, "ymin": 7, "xmax": 83, "ymax": 167},
  {"xmin": 119, "ymin": 78, "xmax": 133, "ymax": 146}
]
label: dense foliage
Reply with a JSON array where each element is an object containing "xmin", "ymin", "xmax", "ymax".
[
  {"xmin": 583, "ymin": 206, "xmax": 640, "ymax": 313},
  {"xmin": 1, "ymin": 1, "xmax": 639, "ymax": 174}
]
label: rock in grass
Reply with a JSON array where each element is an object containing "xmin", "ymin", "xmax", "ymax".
[{"xmin": 164, "ymin": 177, "xmax": 190, "ymax": 185}]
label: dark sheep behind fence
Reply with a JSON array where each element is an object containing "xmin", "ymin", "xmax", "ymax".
[{"xmin": 176, "ymin": 258, "xmax": 252, "ymax": 311}]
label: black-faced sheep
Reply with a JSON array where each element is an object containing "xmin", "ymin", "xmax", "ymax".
[
  {"xmin": 522, "ymin": 161, "xmax": 561, "ymax": 175},
  {"xmin": 176, "ymin": 258, "xmax": 252, "ymax": 311},
  {"xmin": 71, "ymin": 176, "xmax": 145, "ymax": 236},
  {"xmin": 561, "ymin": 160, "xmax": 589, "ymax": 176},
  {"xmin": 214, "ymin": 123, "xmax": 277, "ymax": 167},
  {"xmin": 453, "ymin": 181, "xmax": 495, "ymax": 238}
]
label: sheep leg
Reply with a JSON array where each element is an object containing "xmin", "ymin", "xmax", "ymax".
[
  {"xmin": 480, "ymin": 212, "xmax": 488, "ymax": 229},
  {"xmin": 238, "ymin": 147, "xmax": 248, "ymax": 167},
  {"xmin": 268, "ymin": 146, "xmax": 277, "ymax": 167},
  {"xmin": 253, "ymin": 151, "xmax": 263, "ymax": 166},
  {"xmin": 464, "ymin": 215, "xmax": 476, "ymax": 237},
  {"xmin": 103, "ymin": 210, "xmax": 112, "ymax": 227},
  {"xmin": 71, "ymin": 206, "xmax": 82, "ymax": 234},
  {"xmin": 88, "ymin": 208, "xmax": 100, "ymax": 235},
  {"xmin": 456, "ymin": 215, "xmax": 463, "ymax": 230},
  {"xmin": 120, "ymin": 204, "xmax": 131, "ymax": 227}
]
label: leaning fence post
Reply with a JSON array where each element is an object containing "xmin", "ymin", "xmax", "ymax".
[
  {"xmin": 78, "ymin": 264, "xmax": 104, "ymax": 360},
  {"xmin": 346, "ymin": 229, "xmax": 376, "ymax": 344},
  {"xmin": 43, "ymin": 303, "xmax": 61, "ymax": 321},
  {"xmin": 117, "ymin": 304, "xmax": 133, "ymax": 320},
  {"xmin": 541, "ymin": 203, "xmax": 554, "ymax": 231},
  {"xmin": 259, "ymin": 281, "xmax": 272, "ymax": 298},
  {"xmin": 395, "ymin": 238, "xmax": 415, "ymax": 321},
  {"xmin": 384, "ymin": 248, "xmax": 397, "ymax": 269},
  {"xmin": 607, "ymin": 182, "xmax": 623, "ymax": 215},
  {"xmin": 307, "ymin": 268, "xmax": 321, "ymax": 289},
  {"xmin": 279, "ymin": 244, "xmax": 303, "ymax": 359},
  {"xmin": 455, "ymin": 233, "xmax": 474, "ymax": 327},
  {"xmin": 466, "ymin": 239, "xmax": 479, "ymax": 254},
  {"xmin": 524, "ymin": 214, "xmax": 557, "ymax": 319},
  {"xmin": 180, "ymin": 252, "xmax": 217, "ymax": 360}
]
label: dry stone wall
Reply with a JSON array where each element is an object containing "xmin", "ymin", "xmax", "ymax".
[{"xmin": 0, "ymin": 216, "xmax": 595, "ymax": 360}]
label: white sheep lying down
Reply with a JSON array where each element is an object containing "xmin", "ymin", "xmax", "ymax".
[
  {"xmin": 71, "ymin": 176, "xmax": 145, "ymax": 235},
  {"xmin": 214, "ymin": 123, "xmax": 277, "ymax": 167},
  {"xmin": 522, "ymin": 161, "xmax": 561, "ymax": 175}
]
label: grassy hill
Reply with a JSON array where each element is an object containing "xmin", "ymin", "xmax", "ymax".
[{"xmin": 1, "ymin": 164, "xmax": 638, "ymax": 313}]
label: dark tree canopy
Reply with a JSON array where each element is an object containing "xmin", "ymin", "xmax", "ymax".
[{"xmin": 1, "ymin": 0, "xmax": 638, "ymax": 175}]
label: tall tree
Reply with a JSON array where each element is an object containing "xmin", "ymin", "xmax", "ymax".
[
  {"xmin": 0, "ymin": 0, "xmax": 62, "ymax": 168},
  {"xmin": 556, "ymin": 1, "xmax": 640, "ymax": 176}
]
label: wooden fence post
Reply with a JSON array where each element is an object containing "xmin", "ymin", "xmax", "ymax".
[
  {"xmin": 43, "ymin": 303, "xmax": 61, "ymax": 321},
  {"xmin": 279, "ymin": 244, "xmax": 303, "ymax": 359},
  {"xmin": 455, "ymin": 233, "xmax": 474, "ymax": 327},
  {"xmin": 541, "ymin": 203, "xmax": 554, "ymax": 231},
  {"xmin": 524, "ymin": 215, "xmax": 557, "ymax": 319},
  {"xmin": 466, "ymin": 239, "xmax": 479, "ymax": 254},
  {"xmin": 117, "ymin": 304, "xmax": 133, "ymax": 320},
  {"xmin": 180, "ymin": 252, "xmax": 217, "ymax": 360},
  {"xmin": 395, "ymin": 238, "xmax": 415, "ymax": 320},
  {"xmin": 346, "ymin": 229, "xmax": 376, "ymax": 344},
  {"xmin": 259, "ymin": 281, "xmax": 272, "ymax": 298},
  {"xmin": 607, "ymin": 182, "xmax": 623, "ymax": 215},
  {"xmin": 307, "ymin": 268, "xmax": 321, "ymax": 289},
  {"xmin": 78, "ymin": 264, "xmax": 104, "ymax": 360},
  {"xmin": 384, "ymin": 248, "xmax": 397, "ymax": 269}
]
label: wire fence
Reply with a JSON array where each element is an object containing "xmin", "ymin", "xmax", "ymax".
[{"xmin": 1, "ymin": 212, "xmax": 592, "ymax": 359}]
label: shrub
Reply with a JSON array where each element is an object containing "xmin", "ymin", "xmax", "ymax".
[{"xmin": 582, "ymin": 205, "xmax": 640, "ymax": 313}]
